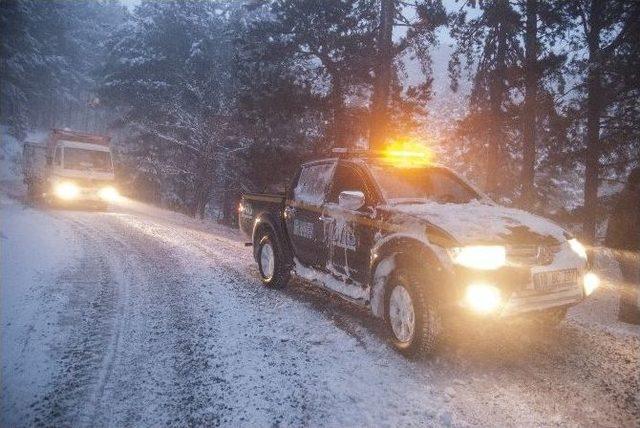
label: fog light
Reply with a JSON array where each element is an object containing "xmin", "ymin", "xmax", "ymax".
[
  {"xmin": 54, "ymin": 182, "xmax": 80, "ymax": 200},
  {"xmin": 98, "ymin": 186, "xmax": 119, "ymax": 202},
  {"xmin": 464, "ymin": 283, "xmax": 502, "ymax": 313},
  {"xmin": 583, "ymin": 272, "xmax": 599, "ymax": 296}
]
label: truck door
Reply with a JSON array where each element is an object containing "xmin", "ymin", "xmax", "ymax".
[
  {"xmin": 324, "ymin": 162, "xmax": 377, "ymax": 286},
  {"xmin": 285, "ymin": 161, "xmax": 336, "ymax": 268}
]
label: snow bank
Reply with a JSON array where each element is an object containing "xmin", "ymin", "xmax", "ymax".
[
  {"xmin": 1, "ymin": 195, "xmax": 82, "ymax": 425},
  {"xmin": 1, "ymin": 127, "xmax": 47, "ymax": 182}
]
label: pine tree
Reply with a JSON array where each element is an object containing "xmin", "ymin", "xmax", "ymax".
[
  {"xmin": 563, "ymin": 0, "xmax": 640, "ymax": 242},
  {"xmin": 248, "ymin": 0, "xmax": 378, "ymax": 149},
  {"xmin": 448, "ymin": 0, "xmax": 567, "ymax": 200},
  {"xmin": 100, "ymin": 0, "xmax": 240, "ymax": 218},
  {"xmin": 369, "ymin": 0, "xmax": 447, "ymax": 150},
  {"xmin": 0, "ymin": 0, "xmax": 126, "ymax": 137}
]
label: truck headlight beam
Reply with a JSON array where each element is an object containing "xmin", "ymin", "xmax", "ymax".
[
  {"xmin": 449, "ymin": 245, "xmax": 506, "ymax": 270},
  {"xmin": 98, "ymin": 186, "xmax": 119, "ymax": 202},
  {"xmin": 583, "ymin": 272, "xmax": 600, "ymax": 296},
  {"xmin": 54, "ymin": 182, "xmax": 80, "ymax": 200},
  {"xmin": 568, "ymin": 239, "xmax": 588, "ymax": 259},
  {"xmin": 464, "ymin": 283, "xmax": 502, "ymax": 313}
]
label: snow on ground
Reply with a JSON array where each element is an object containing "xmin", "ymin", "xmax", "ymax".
[
  {"xmin": 1, "ymin": 186, "xmax": 639, "ymax": 426},
  {"xmin": 0, "ymin": 193, "xmax": 81, "ymax": 424}
]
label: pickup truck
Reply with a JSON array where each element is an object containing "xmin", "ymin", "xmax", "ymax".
[
  {"xmin": 23, "ymin": 128, "xmax": 119, "ymax": 208},
  {"xmin": 239, "ymin": 151, "xmax": 599, "ymax": 356}
]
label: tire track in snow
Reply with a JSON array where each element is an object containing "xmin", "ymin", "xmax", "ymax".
[
  {"xmin": 113, "ymin": 210, "xmax": 640, "ymax": 427},
  {"xmin": 113, "ymin": 212, "xmax": 452, "ymax": 426},
  {"xmin": 30, "ymin": 217, "xmax": 124, "ymax": 427},
  {"xmin": 63, "ymin": 213, "xmax": 233, "ymax": 426}
]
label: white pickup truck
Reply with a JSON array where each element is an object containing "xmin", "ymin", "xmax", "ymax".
[{"xmin": 23, "ymin": 128, "xmax": 119, "ymax": 208}]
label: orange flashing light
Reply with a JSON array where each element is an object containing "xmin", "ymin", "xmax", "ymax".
[{"xmin": 381, "ymin": 139, "xmax": 433, "ymax": 168}]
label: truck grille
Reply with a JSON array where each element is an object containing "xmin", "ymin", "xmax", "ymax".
[{"xmin": 507, "ymin": 244, "xmax": 561, "ymax": 266}]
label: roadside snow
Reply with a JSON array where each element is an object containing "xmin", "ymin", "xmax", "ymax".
[
  {"xmin": 1, "ymin": 127, "xmax": 48, "ymax": 182},
  {"xmin": 1, "ymin": 194, "xmax": 82, "ymax": 425}
]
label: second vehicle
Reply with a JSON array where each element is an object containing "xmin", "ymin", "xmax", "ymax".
[{"xmin": 23, "ymin": 128, "xmax": 119, "ymax": 208}]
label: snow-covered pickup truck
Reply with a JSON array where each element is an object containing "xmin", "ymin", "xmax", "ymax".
[{"xmin": 239, "ymin": 151, "xmax": 599, "ymax": 356}]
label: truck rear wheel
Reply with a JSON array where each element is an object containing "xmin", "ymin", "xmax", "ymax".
[
  {"xmin": 385, "ymin": 268, "xmax": 442, "ymax": 357},
  {"xmin": 256, "ymin": 231, "xmax": 290, "ymax": 289}
]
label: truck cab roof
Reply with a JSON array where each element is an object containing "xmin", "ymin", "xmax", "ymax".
[{"xmin": 56, "ymin": 140, "xmax": 112, "ymax": 152}]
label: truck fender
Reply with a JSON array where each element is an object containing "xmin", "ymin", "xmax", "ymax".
[
  {"xmin": 251, "ymin": 213, "xmax": 293, "ymax": 266},
  {"xmin": 369, "ymin": 236, "xmax": 450, "ymax": 319}
]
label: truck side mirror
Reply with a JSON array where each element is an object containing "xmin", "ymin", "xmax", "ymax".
[{"xmin": 338, "ymin": 190, "xmax": 365, "ymax": 211}]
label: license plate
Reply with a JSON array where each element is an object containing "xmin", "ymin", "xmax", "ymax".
[{"xmin": 533, "ymin": 269, "xmax": 577, "ymax": 292}]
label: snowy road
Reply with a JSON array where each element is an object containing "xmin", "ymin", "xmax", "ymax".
[{"xmin": 2, "ymin": 193, "xmax": 638, "ymax": 427}]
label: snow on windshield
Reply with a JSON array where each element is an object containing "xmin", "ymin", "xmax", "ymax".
[
  {"xmin": 370, "ymin": 165, "xmax": 478, "ymax": 203},
  {"xmin": 294, "ymin": 162, "xmax": 336, "ymax": 204},
  {"xmin": 63, "ymin": 148, "xmax": 112, "ymax": 172}
]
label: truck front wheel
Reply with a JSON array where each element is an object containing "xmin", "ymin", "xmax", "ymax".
[
  {"xmin": 256, "ymin": 232, "xmax": 290, "ymax": 289},
  {"xmin": 385, "ymin": 269, "xmax": 442, "ymax": 357},
  {"xmin": 26, "ymin": 182, "xmax": 41, "ymax": 202}
]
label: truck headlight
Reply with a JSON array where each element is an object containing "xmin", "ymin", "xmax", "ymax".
[
  {"xmin": 464, "ymin": 283, "xmax": 502, "ymax": 313},
  {"xmin": 54, "ymin": 182, "xmax": 80, "ymax": 200},
  {"xmin": 98, "ymin": 186, "xmax": 119, "ymax": 202},
  {"xmin": 583, "ymin": 272, "xmax": 599, "ymax": 296},
  {"xmin": 568, "ymin": 239, "xmax": 588, "ymax": 259},
  {"xmin": 449, "ymin": 245, "xmax": 506, "ymax": 270}
]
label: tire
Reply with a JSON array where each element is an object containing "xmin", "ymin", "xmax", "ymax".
[
  {"xmin": 256, "ymin": 230, "xmax": 290, "ymax": 289},
  {"xmin": 385, "ymin": 268, "xmax": 442, "ymax": 357},
  {"xmin": 26, "ymin": 182, "xmax": 41, "ymax": 202}
]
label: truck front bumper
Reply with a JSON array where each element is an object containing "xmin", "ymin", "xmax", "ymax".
[
  {"xmin": 48, "ymin": 182, "xmax": 119, "ymax": 206},
  {"xmin": 452, "ymin": 243, "xmax": 593, "ymax": 318},
  {"xmin": 499, "ymin": 283, "xmax": 584, "ymax": 317}
]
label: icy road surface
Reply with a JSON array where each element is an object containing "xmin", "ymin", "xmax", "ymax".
[{"xmin": 1, "ymin": 193, "xmax": 638, "ymax": 427}]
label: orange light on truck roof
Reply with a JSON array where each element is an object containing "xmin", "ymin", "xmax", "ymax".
[{"xmin": 381, "ymin": 139, "xmax": 433, "ymax": 168}]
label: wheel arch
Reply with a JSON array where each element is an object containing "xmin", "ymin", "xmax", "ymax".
[
  {"xmin": 369, "ymin": 235, "xmax": 450, "ymax": 319},
  {"xmin": 251, "ymin": 212, "xmax": 293, "ymax": 266}
]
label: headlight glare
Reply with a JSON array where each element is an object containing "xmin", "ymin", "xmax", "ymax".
[
  {"xmin": 568, "ymin": 239, "xmax": 588, "ymax": 259},
  {"xmin": 54, "ymin": 182, "xmax": 80, "ymax": 200},
  {"xmin": 583, "ymin": 272, "xmax": 599, "ymax": 296},
  {"xmin": 98, "ymin": 186, "xmax": 119, "ymax": 202},
  {"xmin": 464, "ymin": 283, "xmax": 502, "ymax": 313},
  {"xmin": 449, "ymin": 245, "xmax": 506, "ymax": 270}
]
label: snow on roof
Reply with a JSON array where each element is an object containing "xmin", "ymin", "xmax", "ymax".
[{"xmin": 58, "ymin": 140, "xmax": 112, "ymax": 152}]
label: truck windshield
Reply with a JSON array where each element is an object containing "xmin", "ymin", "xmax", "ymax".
[
  {"xmin": 370, "ymin": 165, "xmax": 479, "ymax": 204},
  {"xmin": 63, "ymin": 148, "xmax": 112, "ymax": 172}
]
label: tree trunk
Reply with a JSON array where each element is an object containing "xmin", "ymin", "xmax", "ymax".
[
  {"xmin": 584, "ymin": 0, "xmax": 603, "ymax": 244},
  {"xmin": 521, "ymin": 0, "xmax": 538, "ymax": 209},
  {"xmin": 486, "ymin": 1, "xmax": 508, "ymax": 193},
  {"xmin": 330, "ymin": 73, "xmax": 345, "ymax": 148},
  {"xmin": 369, "ymin": 0, "xmax": 394, "ymax": 151}
]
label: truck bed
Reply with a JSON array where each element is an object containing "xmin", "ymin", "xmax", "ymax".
[
  {"xmin": 22, "ymin": 143, "xmax": 47, "ymax": 182},
  {"xmin": 239, "ymin": 192, "xmax": 286, "ymax": 239}
]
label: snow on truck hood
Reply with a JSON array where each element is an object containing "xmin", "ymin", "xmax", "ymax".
[{"xmin": 386, "ymin": 200, "xmax": 568, "ymax": 245}]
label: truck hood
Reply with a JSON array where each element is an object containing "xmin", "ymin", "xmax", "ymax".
[
  {"xmin": 384, "ymin": 200, "xmax": 567, "ymax": 246},
  {"xmin": 53, "ymin": 168, "xmax": 115, "ymax": 182}
]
